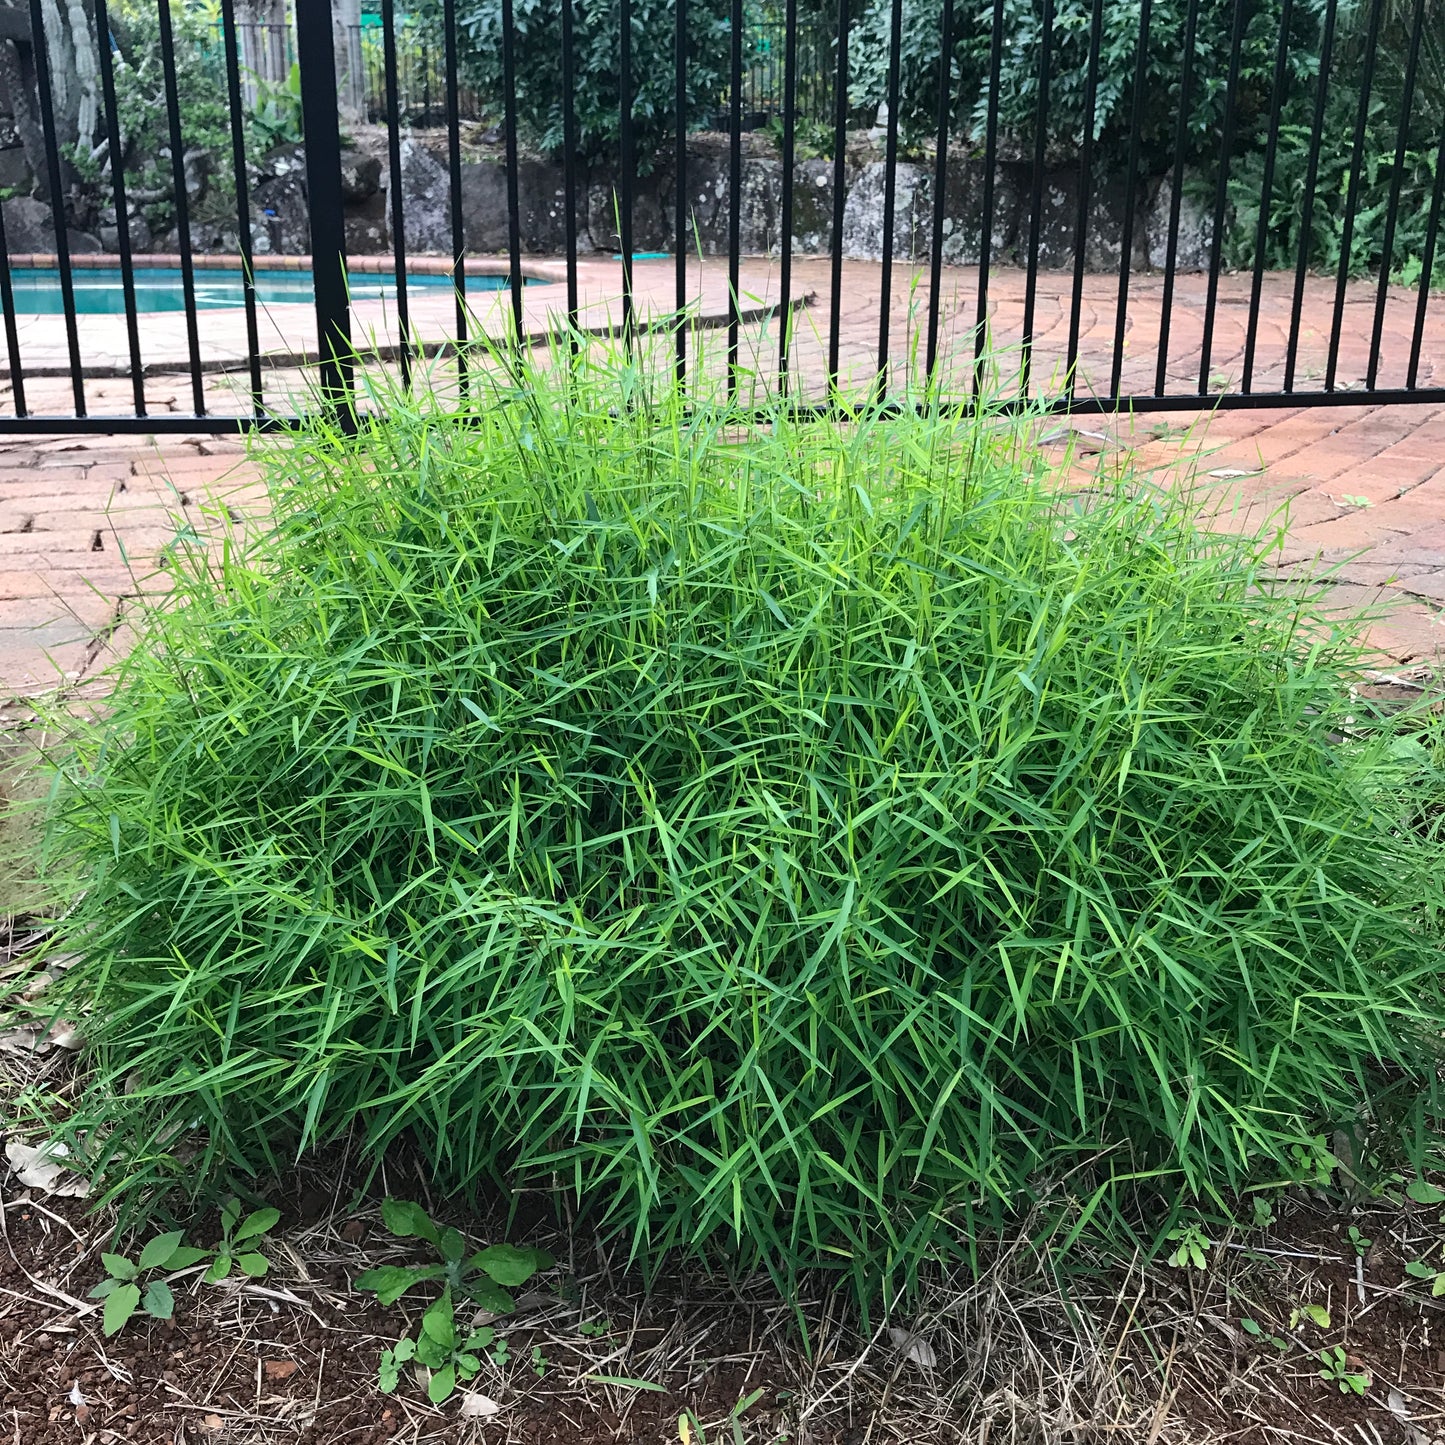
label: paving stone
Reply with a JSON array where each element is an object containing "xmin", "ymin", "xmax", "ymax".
[{"xmin": 1, "ymin": 260, "xmax": 1443, "ymax": 686}]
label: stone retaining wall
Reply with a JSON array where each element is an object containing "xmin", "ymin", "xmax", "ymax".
[{"xmin": 0, "ymin": 132, "xmax": 1215, "ymax": 272}]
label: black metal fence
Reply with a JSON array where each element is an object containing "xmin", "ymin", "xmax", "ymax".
[{"xmin": 0, "ymin": 0, "xmax": 1440, "ymax": 434}]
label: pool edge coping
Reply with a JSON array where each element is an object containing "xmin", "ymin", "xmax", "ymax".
[{"xmin": 2, "ymin": 253, "xmax": 569, "ymax": 281}]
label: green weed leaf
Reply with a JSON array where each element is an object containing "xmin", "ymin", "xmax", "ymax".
[
  {"xmin": 469, "ymin": 1277, "xmax": 515, "ymax": 1315},
  {"xmin": 142, "ymin": 1280, "xmax": 175, "ymax": 1320},
  {"xmin": 103, "ymin": 1284, "xmax": 140, "ymax": 1337},
  {"xmin": 234, "ymin": 1208, "xmax": 280, "ymax": 1243},
  {"xmin": 101, "ymin": 1253, "xmax": 137, "ymax": 1282},
  {"xmin": 1408, "ymin": 1179, "xmax": 1445, "ymax": 1205},
  {"xmin": 138, "ymin": 1232, "xmax": 185, "ymax": 1272},
  {"xmin": 162, "ymin": 1244, "xmax": 212, "ymax": 1271},
  {"xmin": 427, "ymin": 1363, "xmax": 456, "ymax": 1404},
  {"xmin": 421, "ymin": 1289, "xmax": 455, "ymax": 1351},
  {"xmin": 471, "ymin": 1243, "xmax": 546, "ymax": 1288},
  {"xmin": 236, "ymin": 1253, "xmax": 269, "ymax": 1278},
  {"xmin": 354, "ymin": 1264, "xmax": 443, "ymax": 1306},
  {"xmin": 380, "ymin": 1199, "xmax": 439, "ymax": 1245},
  {"xmin": 378, "ymin": 1348, "xmax": 401, "ymax": 1393}
]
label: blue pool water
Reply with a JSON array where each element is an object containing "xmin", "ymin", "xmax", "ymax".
[{"xmin": 4, "ymin": 267, "xmax": 518, "ymax": 315}]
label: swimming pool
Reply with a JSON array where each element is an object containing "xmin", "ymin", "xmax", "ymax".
[{"xmin": 2, "ymin": 267, "xmax": 519, "ymax": 315}]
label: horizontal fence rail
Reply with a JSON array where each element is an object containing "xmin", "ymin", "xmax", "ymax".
[{"xmin": 0, "ymin": 0, "xmax": 1439, "ymax": 432}]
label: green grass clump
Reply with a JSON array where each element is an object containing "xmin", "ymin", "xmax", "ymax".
[{"xmin": 40, "ymin": 356, "xmax": 1445, "ymax": 1301}]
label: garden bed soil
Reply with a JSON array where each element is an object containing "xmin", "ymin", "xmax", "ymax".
[{"xmin": 5, "ymin": 1155, "xmax": 1445, "ymax": 1443}]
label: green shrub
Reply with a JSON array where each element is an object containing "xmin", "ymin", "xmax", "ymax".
[
  {"xmin": 850, "ymin": 0, "xmax": 1324, "ymax": 165},
  {"xmin": 444, "ymin": 0, "xmax": 731, "ymax": 161},
  {"xmin": 1223, "ymin": 34, "xmax": 1445, "ymax": 287},
  {"xmin": 103, "ymin": 0, "xmax": 236, "ymax": 233},
  {"xmin": 41, "ymin": 354, "xmax": 1445, "ymax": 1303}
]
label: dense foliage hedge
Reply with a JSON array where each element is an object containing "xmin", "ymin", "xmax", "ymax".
[{"xmin": 850, "ymin": 0, "xmax": 1323, "ymax": 166}]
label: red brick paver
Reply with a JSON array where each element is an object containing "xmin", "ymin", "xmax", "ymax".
[
  {"xmin": 0, "ymin": 258, "xmax": 1442, "ymax": 696},
  {"xmin": 0, "ymin": 435, "xmax": 258, "ymax": 698}
]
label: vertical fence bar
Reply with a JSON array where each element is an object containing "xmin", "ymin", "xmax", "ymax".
[
  {"xmin": 297, "ymin": 0, "xmax": 353, "ymax": 424},
  {"xmin": 676, "ymin": 0, "xmax": 689, "ymax": 386},
  {"xmin": 726, "ymin": 0, "xmax": 742, "ymax": 398},
  {"xmin": 1241, "ymin": 0, "xmax": 1293, "ymax": 393},
  {"xmin": 382, "ymin": 0, "xmax": 411, "ymax": 388},
  {"xmin": 924, "ymin": 0, "xmax": 955, "ymax": 385},
  {"xmin": 1284, "ymin": 0, "xmax": 1337, "ymax": 391},
  {"xmin": 1324, "ymin": 0, "xmax": 1383, "ymax": 391},
  {"xmin": 1019, "ymin": 0, "xmax": 1053, "ymax": 399},
  {"xmin": 620, "ymin": 0, "xmax": 636, "ymax": 354},
  {"xmin": 1154, "ymin": 0, "xmax": 1200, "ymax": 395},
  {"xmin": 0, "ymin": 205, "xmax": 25, "ymax": 419},
  {"xmin": 777, "ymin": 0, "xmax": 798, "ymax": 394},
  {"xmin": 1109, "ymin": 0, "xmax": 1151, "ymax": 399},
  {"xmin": 1367, "ymin": 0, "xmax": 1425, "ymax": 390},
  {"xmin": 501, "ymin": 0, "xmax": 525, "ymax": 346},
  {"xmin": 972, "ymin": 0, "xmax": 1005, "ymax": 393},
  {"xmin": 875, "ymin": 0, "xmax": 903, "ymax": 398},
  {"xmin": 1197, "ymin": 0, "xmax": 1248, "ymax": 395},
  {"xmin": 561, "ymin": 0, "xmax": 580, "ymax": 340},
  {"xmin": 219, "ymin": 0, "xmax": 263, "ymax": 417},
  {"xmin": 1064, "ymin": 0, "xmax": 1105, "ymax": 401},
  {"xmin": 156, "ymin": 0, "xmax": 205, "ymax": 416},
  {"xmin": 827, "ymin": 0, "xmax": 849, "ymax": 396},
  {"xmin": 443, "ymin": 0, "xmax": 468, "ymax": 397},
  {"xmin": 94, "ymin": 0, "xmax": 145, "ymax": 416},
  {"xmin": 28, "ymin": 0, "xmax": 86, "ymax": 415},
  {"xmin": 1407, "ymin": 110, "xmax": 1445, "ymax": 389}
]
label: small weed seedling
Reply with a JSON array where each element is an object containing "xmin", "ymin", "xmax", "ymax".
[
  {"xmin": 90, "ymin": 1201, "xmax": 279, "ymax": 1337},
  {"xmin": 1317, "ymin": 1345, "xmax": 1369, "ymax": 1394},
  {"xmin": 678, "ymin": 1389, "xmax": 766, "ymax": 1445},
  {"xmin": 1345, "ymin": 1225, "xmax": 1372, "ymax": 1258},
  {"xmin": 91, "ymin": 1230, "xmax": 210, "ymax": 1336},
  {"xmin": 354, "ymin": 1199, "xmax": 553, "ymax": 1312},
  {"xmin": 204, "ymin": 1199, "xmax": 280, "ymax": 1283},
  {"xmin": 377, "ymin": 1287, "xmax": 503, "ymax": 1404},
  {"xmin": 357, "ymin": 1199, "xmax": 554, "ymax": 1402},
  {"xmin": 1250, "ymin": 1196, "xmax": 1277, "ymax": 1229},
  {"xmin": 1165, "ymin": 1222, "xmax": 1212, "ymax": 1270},
  {"xmin": 1289, "ymin": 1137, "xmax": 1338, "ymax": 1188},
  {"xmin": 1290, "ymin": 1304, "xmax": 1331, "ymax": 1331},
  {"xmin": 1404, "ymin": 1252, "xmax": 1445, "ymax": 1295},
  {"xmin": 1240, "ymin": 1318, "xmax": 1290, "ymax": 1352},
  {"xmin": 578, "ymin": 1316, "xmax": 612, "ymax": 1337}
]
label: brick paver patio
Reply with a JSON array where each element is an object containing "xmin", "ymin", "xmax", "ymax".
[{"xmin": 0, "ymin": 255, "xmax": 1442, "ymax": 698}]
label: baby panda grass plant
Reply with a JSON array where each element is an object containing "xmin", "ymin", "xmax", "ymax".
[{"xmin": 37, "ymin": 341, "xmax": 1445, "ymax": 1306}]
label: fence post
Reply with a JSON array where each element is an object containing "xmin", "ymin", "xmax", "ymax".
[{"xmin": 295, "ymin": 0, "xmax": 355, "ymax": 428}]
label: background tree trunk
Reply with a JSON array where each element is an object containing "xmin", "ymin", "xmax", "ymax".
[
  {"xmin": 0, "ymin": 0, "xmax": 99, "ymax": 207},
  {"xmin": 331, "ymin": 0, "xmax": 365, "ymax": 122}
]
